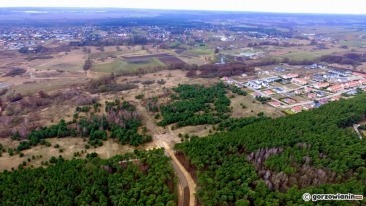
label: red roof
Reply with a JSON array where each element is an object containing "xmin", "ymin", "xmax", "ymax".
[{"xmin": 291, "ymin": 106, "xmax": 302, "ymax": 113}]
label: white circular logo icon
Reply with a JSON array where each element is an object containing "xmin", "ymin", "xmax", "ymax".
[{"xmin": 303, "ymin": 193, "xmax": 311, "ymax": 202}]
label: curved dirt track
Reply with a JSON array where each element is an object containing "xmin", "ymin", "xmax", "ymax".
[{"xmin": 157, "ymin": 140, "xmax": 196, "ymax": 206}]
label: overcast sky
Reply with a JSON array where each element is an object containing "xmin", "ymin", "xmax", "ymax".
[{"xmin": 0, "ymin": 0, "xmax": 365, "ymax": 14}]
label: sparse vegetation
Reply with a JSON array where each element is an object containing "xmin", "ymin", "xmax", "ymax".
[
  {"xmin": 135, "ymin": 93, "xmax": 144, "ymax": 99},
  {"xmin": 83, "ymin": 56, "xmax": 92, "ymax": 71},
  {"xmin": 4, "ymin": 68, "xmax": 26, "ymax": 77}
]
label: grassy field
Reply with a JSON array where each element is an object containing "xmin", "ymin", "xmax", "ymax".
[
  {"xmin": 280, "ymin": 50, "xmax": 335, "ymax": 61},
  {"xmin": 91, "ymin": 58, "xmax": 166, "ymax": 73},
  {"xmin": 183, "ymin": 47, "xmax": 213, "ymax": 56},
  {"xmin": 230, "ymin": 92, "xmax": 284, "ymax": 118},
  {"xmin": 340, "ymin": 40, "xmax": 366, "ymax": 48},
  {"xmin": 31, "ymin": 51, "xmax": 86, "ymax": 72},
  {"xmin": 11, "ymin": 78, "xmax": 87, "ymax": 95},
  {"xmin": 0, "ymin": 138, "xmax": 138, "ymax": 171},
  {"xmin": 221, "ymin": 48, "xmax": 262, "ymax": 56},
  {"xmin": 171, "ymin": 124, "xmax": 213, "ymax": 138},
  {"xmin": 177, "ymin": 56, "xmax": 206, "ymax": 65}
]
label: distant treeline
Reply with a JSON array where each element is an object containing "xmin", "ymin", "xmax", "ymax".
[
  {"xmin": 179, "ymin": 59, "xmax": 279, "ymax": 78},
  {"xmin": 279, "ymin": 52, "xmax": 366, "ymax": 67},
  {"xmin": 229, "ymin": 26, "xmax": 293, "ymax": 38},
  {"xmin": 71, "ymin": 34, "xmax": 151, "ymax": 47},
  {"xmin": 319, "ymin": 53, "xmax": 366, "ymax": 66},
  {"xmin": 19, "ymin": 45, "xmax": 71, "ymax": 55}
]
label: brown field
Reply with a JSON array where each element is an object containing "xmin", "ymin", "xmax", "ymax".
[
  {"xmin": 158, "ymin": 56, "xmax": 186, "ymax": 65},
  {"xmin": 177, "ymin": 55, "xmax": 207, "ymax": 65}
]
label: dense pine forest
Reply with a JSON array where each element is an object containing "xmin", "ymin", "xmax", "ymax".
[
  {"xmin": 0, "ymin": 149, "xmax": 176, "ymax": 206},
  {"xmin": 175, "ymin": 94, "xmax": 366, "ymax": 205},
  {"xmin": 158, "ymin": 83, "xmax": 236, "ymax": 127}
]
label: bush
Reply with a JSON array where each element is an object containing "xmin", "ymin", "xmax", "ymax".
[
  {"xmin": 141, "ymin": 80, "xmax": 155, "ymax": 85},
  {"xmin": 135, "ymin": 94, "xmax": 144, "ymax": 99},
  {"xmin": 7, "ymin": 93, "xmax": 23, "ymax": 102},
  {"xmin": 86, "ymin": 152, "xmax": 98, "ymax": 159},
  {"xmin": 50, "ymin": 156, "xmax": 57, "ymax": 164},
  {"xmin": 157, "ymin": 79, "xmax": 166, "ymax": 85},
  {"xmin": 0, "ymin": 88, "xmax": 8, "ymax": 96},
  {"xmin": 8, "ymin": 148, "xmax": 14, "ymax": 156},
  {"xmin": 154, "ymin": 114, "xmax": 161, "ymax": 119},
  {"xmin": 5, "ymin": 68, "xmax": 26, "ymax": 77},
  {"xmin": 40, "ymin": 139, "xmax": 46, "ymax": 145}
]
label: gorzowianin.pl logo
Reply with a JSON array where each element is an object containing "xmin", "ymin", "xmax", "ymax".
[{"xmin": 303, "ymin": 193, "xmax": 364, "ymax": 202}]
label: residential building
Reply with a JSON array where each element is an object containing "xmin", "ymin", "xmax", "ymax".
[
  {"xmin": 359, "ymin": 79, "xmax": 366, "ymax": 85},
  {"xmin": 316, "ymin": 91, "xmax": 325, "ymax": 97},
  {"xmin": 282, "ymin": 98, "xmax": 296, "ymax": 104},
  {"xmin": 263, "ymin": 90, "xmax": 275, "ymax": 95},
  {"xmin": 308, "ymin": 93, "xmax": 317, "ymax": 99},
  {"xmin": 274, "ymin": 67, "xmax": 286, "ymax": 72},
  {"xmin": 281, "ymin": 73, "xmax": 299, "ymax": 79},
  {"xmin": 291, "ymin": 78, "xmax": 307, "ymax": 85},
  {"xmin": 268, "ymin": 101, "xmax": 281, "ymax": 107},
  {"xmin": 246, "ymin": 81, "xmax": 262, "ymax": 89},
  {"xmin": 312, "ymin": 74, "xmax": 326, "ymax": 82},
  {"xmin": 313, "ymin": 82, "xmax": 330, "ymax": 89},
  {"xmin": 274, "ymin": 87, "xmax": 285, "ymax": 93},
  {"xmin": 291, "ymin": 106, "xmax": 302, "ymax": 113},
  {"xmin": 304, "ymin": 87, "xmax": 313, "ymax": 93},
  {"xmin": 331, "ymin": 95, "xmax": 341, "ymax": 101},
  {"xmin": 345, "ymin": 81, "xmax": 361, "ymax": 88},
  {"xmin": 327, "ymin": 84, "xmax": 343, "ymax": 92},
  {"xmin": 327, "ymin": 69, "xmax": 350, "ymax": 77},
  {"xmin": 302, "ymin": 104, "xmax": 313, "ymax": 110},
  {"xmin": 264, "ymin": 76, "xmax": 281, "ymax": 83}
]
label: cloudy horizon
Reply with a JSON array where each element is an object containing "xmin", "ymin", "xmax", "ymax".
[{"xmin": 0, "ymin": 0, "xmax": 365, "ymax": 15}]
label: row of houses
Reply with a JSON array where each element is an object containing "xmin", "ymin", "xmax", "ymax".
[
  {"xmin": 290, "ymin": 95, "xmax": 341, "ymax": 113},
  {"xmin": 313, "ymin": 82, "xmax": 330, "ymax": 89},
  {"xmin": 291, "ymin": 78, "xmax": 307, "ymax": 85},
  {"xmin": 221, "ymin": 77, "xmax": 245, "ymax": 87},
  {"xmin": 327, "ymin": 69, "xmax": 351, "ymax": 77},
  {"xmin": 245, "ymin": 76, "xmax": 281, "ymax": 89},
  {"xmin": 281, "ymin": 73, "xmax": 299, "ymax": 79},
  {"xmin": 327, "ymin": 79, "xmax": 366, "ymax": 92}
]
